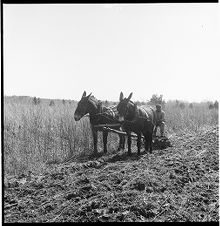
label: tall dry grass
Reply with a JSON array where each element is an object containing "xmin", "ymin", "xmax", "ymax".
[
  {"xmin": 4, "ymin": 97, "xmax": 93, "ymax": 175},
  {"xmin": 3, "ymin": 96, "xmax": 218, "ymax": 176},
  {"xmin": 165, "ymin": 101, "xmax": 218, "ymax": 133}
]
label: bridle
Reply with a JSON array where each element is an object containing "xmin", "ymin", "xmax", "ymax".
[{"xmin": 120, "ymin": 100, "xmax": 136, "ymax": 121}]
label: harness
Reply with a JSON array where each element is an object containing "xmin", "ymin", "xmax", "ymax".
[
  {"xmin": 123, "ymin": 101, "xmax": 154, "ymax": 125},
  {"xmin": 139, "ymin": 106, "xmax": 149, "ymax": 119},
  {"xmin": 83, "ymin": 98, "xmax": 119, "ymax": 123}
]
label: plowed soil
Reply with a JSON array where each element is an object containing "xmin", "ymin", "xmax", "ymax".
[{"xmin": 4, "ymin": 126, "xmax": 219, "ymax": 222}]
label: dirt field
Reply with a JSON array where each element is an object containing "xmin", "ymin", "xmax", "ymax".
[{"xmin": 4, "ymin": 125, "xmax": 219, "ymax": 222}]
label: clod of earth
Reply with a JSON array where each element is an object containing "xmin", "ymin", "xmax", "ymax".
[{"xmin": 4, "ymin": 126, "xmax": 219, "ymax": 222}]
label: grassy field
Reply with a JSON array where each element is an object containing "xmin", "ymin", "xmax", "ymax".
[
  {"xmin": 4, "ymin": 96, "xmax": 218, "ymax": 176},
  {"xmin": 3, "ymin": 96, "xmax": 219, "ymax": 222}
]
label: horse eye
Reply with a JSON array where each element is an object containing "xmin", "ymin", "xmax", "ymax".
[{"xmin": 117, "ymin": 105, "xmax": 122, "ymax": 111}]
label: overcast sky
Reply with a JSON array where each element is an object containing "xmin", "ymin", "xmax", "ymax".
[{"xmin": 3, "ymin": 4, "xmax": 220, "ymax": 102}]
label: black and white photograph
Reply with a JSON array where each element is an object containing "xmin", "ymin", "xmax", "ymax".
[{"xmin": 3, "ymin": 2, "xmax": 219, "ymax": 222}]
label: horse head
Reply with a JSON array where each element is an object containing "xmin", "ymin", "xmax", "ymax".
[
  {"xmin": 117, "ymin": 92, "xmax": 134, "ymax": 122},
  {"xmin": 74, "ymin": 91, "xmax": 92, "ymax": 121}
]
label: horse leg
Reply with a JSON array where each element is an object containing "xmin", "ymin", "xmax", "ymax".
[
  {"xmin": 144, "ymin": 132, "xmax": 153, "ymax": 154},
  {"xmin": 127, "ymin": 132, "xmax": 132, "ymax": 156},
  {"xmin": 92, "ymin": 129, "xmax": 98, "ymax": 154},
  {"xmin": 121, "ymin": 134, "xmax": 125, "ymax": 149},
  {"xmin": 143, "ymin": 132, "xmax": 149, "ymax": 153},
  {"xmin": 149, "ymin": 132, "xmax": 153, "ymax": 154},
  {"xmin": 103, "ymin": 131, "xmax": 108, "ymax": 153},
  {"xmin": 153, "ymin": 125, "xmax": 157, "ymax": 137},
  {"xmin": 118, "ymin": 134, "xmax": 125, "ymax": 151},
  {"xmin": 137, "ymin": 133, "xmax": 142, "ymax": 155}
]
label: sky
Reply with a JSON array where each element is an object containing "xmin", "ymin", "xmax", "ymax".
[{"xmin": 3, "ymin": 3, "xmax": 220, "ymax": 102}]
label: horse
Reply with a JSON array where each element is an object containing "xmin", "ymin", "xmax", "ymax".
[
  {"xmin": 117, "ymin": 92, "xmax": 155, "ymax": 155},
  {"xmin": 74, "ymin": 91, "xmax": 125, "ymax": 155}
]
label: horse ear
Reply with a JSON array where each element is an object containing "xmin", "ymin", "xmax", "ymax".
[
  {"xmin": 119, "ymin": 92, "xmax": 124, "ymax": 101},
  {"xmin": 82, "ymin": 91, "xmax": 86, "ymax": 98},
  {"xmin": 87, "ymin": 93, "xmax": 92, "ymax": 98},
  {"xmin": 127, "ymin": 92, "xmax": 133, "ymax": 101}
]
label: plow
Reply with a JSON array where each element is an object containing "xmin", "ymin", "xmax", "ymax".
[{"xmin": 94, "ymin": 123, "xmax": 172, "ymax": 150}]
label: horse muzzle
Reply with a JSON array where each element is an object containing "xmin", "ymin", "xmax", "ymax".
[{"xmin": 74, "ymin": 114, "xmax": 81, "ymax": 121}]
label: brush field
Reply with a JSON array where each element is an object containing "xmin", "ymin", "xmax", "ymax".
[{"xmin": 3, "ymin": 96, "xmax": 219, "ymax": 222}]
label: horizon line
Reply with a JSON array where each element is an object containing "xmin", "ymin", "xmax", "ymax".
[{"xmin": 3, "ymin": 94, "xmax": 219, "ymax": 103}]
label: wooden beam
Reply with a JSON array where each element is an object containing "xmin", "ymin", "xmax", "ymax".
[
  {"xmin": 94, "ymin": 123, "xmax": 121, "ymax": 128},
  {"xmin": 102, "ymin": 126, "xmax": 145, "ymax": 139}
]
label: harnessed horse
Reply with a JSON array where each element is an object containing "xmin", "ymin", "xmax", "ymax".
[
  {"xmin": 117, "ymin": 92, "xmax": 155, "ymax": 155},
  {"xmin": 74, "ymin": 91, "xmax": 125, "ymax": 154}
]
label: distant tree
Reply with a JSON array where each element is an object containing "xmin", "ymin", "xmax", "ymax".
[
  {"xmin": 33, "ymin": 97, "xmax": 38, "ymax": 105},
  {"xmin": 149, "ymin": 94, "xmax": 166, "ymax": 107},
  {"xmin": 179, "ymin": 102, "xmax": 185, "ymax": 109},
  {"xmin": 135, "ymin": 101, "xmax": 141, "ymax": 106},
  {"xmin": 214, "ymin": 100, "xmax": 218, "ymax": 109},
  {"xmin": 135, "ymin": 101, "xmax": 147, "ymax": 106},
  {"xmin": 189, "ymin": 103, "xmax": 193, "ymax": 109},
  {"xmin": 209, "ymin": 104, "xmax": 214, "ymax": 110},
  {"xmin": 49, "ymin": 100, "xmax": 55, "ymax": 106},
  {"xmin": 175, "ymin": 100, "xmax": 179, "ymax": 107},
  {"xmin": 33, "ymin": 97, "xmax": 41, "ymax": 105}
]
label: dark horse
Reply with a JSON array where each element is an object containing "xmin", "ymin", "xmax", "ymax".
[
  {"xmin": 117, "ymin": 92, "xmax": 155, "ymax": 155},
  {"xmin": 74, "ymin": 91, "xmax": 125, "ymax": 154}
]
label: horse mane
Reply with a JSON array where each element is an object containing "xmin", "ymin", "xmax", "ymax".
[
  {"xmin": 89, "ymin": 95, "xmax": 103, "ymax": 113},
  {"xmin": 89, "ymin": 95, "xmax": 97, "ymax": 102}
]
